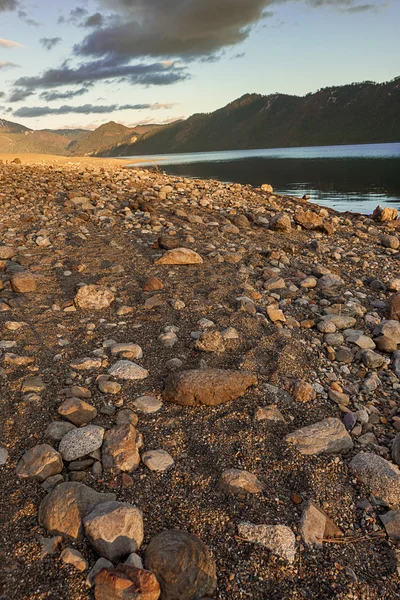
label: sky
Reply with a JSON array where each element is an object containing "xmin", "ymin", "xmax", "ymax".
[{"xmin": 0, "ymin": 0, "xmax": 398, "ymax": 131}]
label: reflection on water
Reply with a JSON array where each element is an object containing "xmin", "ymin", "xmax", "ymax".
[{"xmin": 126, "ymin": 142, "xmax": 400, "ymax": 214}]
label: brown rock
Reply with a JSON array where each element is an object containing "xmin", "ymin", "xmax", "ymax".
[
  {"xmin": 58, "ymin": 397, "xmax": 97, "ymax": 426},
  {"xmin": 144, "ymin": 530, "xmax": 217, "ymax": 600},
  {"xmin": 294, "ymin": 209, "xmax": 323, "ymax": 230},
  {"xmin": 102, "ymin": 424, "xmax": 140, "ymax": 473},
  {"xmin": 143, "ymin": 276, "xmax": 163, "ymax": 291},
  {"xmin": 38, "ymin": 482, "xmax": 116, "ymax": 541},
  {"xmin": 155, "ymin": 248, "xmax": 203, "ymax": 265},
  {"xmin": 375, "ymin": 336, "xmax": 398, "ymax": 353},
  {"xmin": 0, "ymin": 246, "xmax": 15, "ymax": 260},
  {"xmin": 163, "ymin": 369, "xmax": 257, "ymax": 407},
  {"xmin": 373, "ymin": 205, "xmax": 398, "ymax": 222},
  {"xmin": 195, "ymin": 330, "xmax": 225, "ymax": 353},
  {"xmin": 16, "ymin": 444, "xmax": 63, "ymax": 482},
  {"xmin": 75, "ymin": 285, "xmax": 115, "ymax": 310},
  {"xmin": 95, "ymin": 565, "xmax": 160, "ymax": 600},
  {"xmin": 300, "ymin": 500, "xmax": 343, "ymax": 547},
  {"xmin": 221, "ymin": 469, "xmax": 264, "ymax": 494},
  {"xmin": 389, "ymin": 293, "xmax": 400, "ymax": 321},
  {"xmin": 270, "ymin": 213, "xmax": 291, "ymax": 233},
  {"xmin": 381, "ymin": 234, "xmax": 400, "ymax": 249},
  {"xmin": 292, "ymin": 380, "xmax": 316, "ymax": 403},
  {"xmin": 11, "ymin": 272, "xmax": 36, "ymax": 293}
]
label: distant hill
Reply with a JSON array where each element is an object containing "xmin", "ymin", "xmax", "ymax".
[
  {"xmin": 103, "ymin": 77, "xmax": 400, "ymax": 156},
  {"xmin": 42, "ymin": 128, "xmax": 89, "ymax": 142},
  {"xmin": 0, "ymin": 118, "xmax": 70, "ymax": 155},
  {"xmin": 0, "ymin": 118, "xmax": 31, "ymax": 134}
]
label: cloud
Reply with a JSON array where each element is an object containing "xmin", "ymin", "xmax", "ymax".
[
  {"xmin": 13, "ymin": 102, "xmax": 176, "ymax": 118},
  {"xmin": 58, "ymin": 7, "xmax": 88, "ymax": 25},
  {"xmin": 18, "ymin": 9, "xmax": 40, "ymax": 26},
  {"xmin": 83, "ymin": 12, "xmax": 104, "ymax": 27},
  {"xmin": 8, "ymin": 88, "xmax": 35, "ymax": 102},
  {"xmin": 40, "ymin": 37, "xmax": 62, "ymax": 51},
  {"xmin": 39, "ymin": 87, "xmax": 92, "ymax": 101},
  {"xmin": 0, "ymin": 60, "xmax": 19, "ymax": 69},
  {"xmin": 0, "ymin": 37, "xmax": 23, "ymax": 48},
  {"xmin": 0, "ymin": 0, "xmax": 18, "ymax": 11},
  {"xmin": 12, "ymin": 58, "xmax": 189, "ymax": 94},
  {"xmin": 344, "ymin": 3, "xmax": 387, "ymax": 12}
]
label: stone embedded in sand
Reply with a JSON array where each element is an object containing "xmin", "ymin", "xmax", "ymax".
[
  {"xmin": 237, "ymin": 523, "xmax": 296, "ymax": 563},
  {"xmin": 195, "ymin": 330, "xmax": 225, "ymax": 353},
  {"xmin": 300, "ymin": 500, "xmax": 343, "ymax": 547},
  {"xmin": 83, "ymin": 501, "xmax": 144, "ymax": 562},
  {"xmin": 16, "ymin": 444, "xmax": 63, "ymax": 482},
  {"xmin": 70, "ymin": 357, "xmax": 102, "ymax": 371},
  {"xmin": 0, "ymin": 246, "xmax": 15, "ymax": 260},
  {"xmin": 144, "ymin": 530, "xmax": 217, "ymax": 600},
  {"xmin": 94, "ymin": 564, "xmax": 161, "ymax": 600},
  {"xmin": 39, "ymin": 482, "xmax": 116, "ymax": 541},
  {"xmin": 132, "ymin": 396, "xmax": 162, "ymax": 414},
  {"xmin": 372, "ymin": 205, "xmax": 398, "ymax": 222},
  {"xmin": 154, "ymin": 248, "xmax": 203, "ymax": 265},
  {"xmin": 142, "ymin": 449, "xmax": 174, "ymax": 472},
  {"xmin": 102, "ymin": 425, "xmax": 140, "ymax": 473},
  {"xmin": 392, "ymin": 433, "xmax": 400, "ymax": 466},
  {"xmin": 221, "ymin": 469, "xmax": 264, "ymax": 494},
  {"xmin": 163, "ymin": 369, "xmax": 257, "ymax": 407},
  {"xmin": 292, "ymin": 380, "xmax": 316, "ymax": 403},
  {"xmin": 255, "ymin": 405, "xmax": 285, "ymax": 422},
  {"xmin": 350, "ymin": 452, "xmax": 400, "ymax": 509},
  {"xmin": 74, "ymin": 285, "xmax": 115, "ymax": 310},
  {"xmin": 45, "ymin": 421, "xmax": 76, "ymax": 442},
  {"xmin": 108, "ymin": 360, "xmax": 148, "ymax": 381},
  {"xmin": 58, "ymin": 397, "xmax": 97, "ymax": 426},
  {"xmin": 110, "ymin": 343, "xmax": 143, "ymax": 359},
  {"xmin": 59, "ymin": 425, "xmax": 105, "ymax": 462},
  {"xmin": 285, "ymin": 418, "xmax": 353, "ymax": 455},
  {"xmin": 143, "ymin": 276, "xmax": 164, "ymax": 291},
  {"xmin": 318, "ymin": 274, "xmax": 344, "ymax": 289},
  {"xmin": 11, "ymin": 272, "xmax": 36, "ymax": 293}
]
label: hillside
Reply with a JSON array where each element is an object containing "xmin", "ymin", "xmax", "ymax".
[
  {"xmin": 104, "ymin": 78, "xmax": 400, "ymax": 156},
  {"xmin": 0, "ymin": 128, "xmax": 71, "ymax": 155},
  {"xmin": 67, "ymin": 121, "xmax": 136, "ymax": 156}
]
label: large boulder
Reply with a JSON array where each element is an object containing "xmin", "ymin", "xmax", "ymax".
[
  {"xmin": 163, "ymin": 369, "xmax": 257, "ymax": 407},
  {"xmin": 94, "ymin": 565, "xmax": 160, "ymax": 600},
  {"xmin": 155, "ymin": 248, "xmax": 203, "ymax": 265},
  {"xmin": 285, "ymin": 418, "xmax": 353, "ymax": 455},
  {"xmin": 350, "ymin": 452, "xmax": 400, "ymax": 509},
  {"xmin": 16, "ymin": 444, "xmax": 63, "ymax": 482},
  {"xmin": 144, "ymin": 530, "xmax": 217, "ymax": 600},
  {"xmin": 38, "ymin": 482, "xmax": 116, "ymax": 541},
  {"xmin": 372, "ymin": 205, "xmax": 398, "ymax": 222},
  {"xmin": 83, "ymin": 501, "xmax": 144, "ymax": 562},
  {"xmin": 75, "ymin": 285, "xmax": 115, "ymax": 310},
  {"xmin": 102, "ymin": 425, "xmax": 140, "ymax": 473}
]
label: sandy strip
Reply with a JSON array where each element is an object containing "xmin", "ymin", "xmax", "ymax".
[{"xmin": 0, "ymin": 153, "xmax": 140, "ymax": 168}]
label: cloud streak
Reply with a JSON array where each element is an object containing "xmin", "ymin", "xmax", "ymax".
[
  {"xmin": 0, "ymin": 37, "xmax": 23, "ymax": 48},
  {"xmin": 13, "ymin": 102, "xmax": 176, "ymax": 118},
  {"xmin": 0, "ymin": 60, "xmax": 19, "ymax": 69}
]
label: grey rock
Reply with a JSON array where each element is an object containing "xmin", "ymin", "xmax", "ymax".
[
  {"xmin": 108, "ymin": 360, "xmax": 148, "ymax": 381},
  {"xmin": 142, "ymin": 449, "xmax": 175, "ymax": 472},
  {"xmin": 285, "ymin": 418, "xmax": 353, "ymax": 455},
  {"xmin": 237, "ymin": 522, "xmax": 296, "ymax": 563},
  {"xmin": 350, "ymin": 452, "xmax": 400, "ymax": 509},
  {"xmin": 45, "ymin": 421, "xmax": 76, "ymax": 442},
  {"xmin": 59, "ymin": 425, "xmax": 105, "ymax": 462}
]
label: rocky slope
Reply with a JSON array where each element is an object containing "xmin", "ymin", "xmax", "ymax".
[
  {"xmin": 105, "ymin": 77, "xmax": 400, "ymax": 156},
  {"xmin": 1, "ymin": 159, "xmax": 400, "ymax": 599}
]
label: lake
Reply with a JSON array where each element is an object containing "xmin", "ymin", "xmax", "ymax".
[{"xmin": 126, "ymin": 142, "xmax": 400, "ymax": 215}]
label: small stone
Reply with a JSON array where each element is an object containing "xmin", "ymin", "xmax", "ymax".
[
  {"xmin": 45, "ymin": 421, "xmax": 76, "ymax": 442},
  {"xmin": 75, "ymin": 285, "xmax": 115, "ymax": 310},
  {"xmin": 0, "ymin": 446, "xmax": 9, "ymax": 465},
  {"xmin": 300, "ymin": 501, "xmax": 343, "ymax": 547},
  {"xmin": 58, "ymin": 397, "xmax": 97, "ymax": 426},
  {"xmin": 133, "ymin": 396, "xmax": 162, "ymax": 414},
  {"xmin": 380, "ymin": 511, "xmax": 400, "ymax": 541},
  {"xmin": 392, "ymin": 433, "xmax": 400, "ymax": 466},
  {"xmin": 286, "ymin": 418, "xmax": 353, "ymax": 455},
  {"xmin": 195, "ymin": 330, "xmax": 225, "ymax": 353},
  {"xmin": 108, "ymin": 360, "xmax": 148, "ymax": 381},
  {"xmin": 143, "ymin": 276, "xmax": 163, "ymax": 291},
  {"xmin": 60, "ymin": 547, "xmax": 88, "ymax": 572},
  {"xmin": 255, "ymin": 405, "xmax": 285, "ymax": 422},
  {"xmin": 155, "ymin": 248, "xmax": 203, "ymax": 265},
  {"xmin": 94, "ymin": 564, "xmax": 161, "ymax": 600},
  {"xmin": 111, "ymin": 343, "xmax": 143, "ymax": 359},
  {"xmin": 70, "ymin": 357, "xmax": 102, "ymax": 371},
  {"xmin": 40, "ymin": 536, "xmax": 63, "ymax": 558},
  {"xmin": 21, "ymin": 375, "xmax": 45, "ymax": 393},
  {"xmin": 59, "ymin": 425, "xmax": 105, "ymax": 462},
  {"xmin": 221, "ymin": 469, "xmax": 264, "ymax": 494},
  {"xmin": 142, "ymin": 449, "xmax": 174, "ymax": 472},
  {"xmin": 11, "ymin": 272, "xmax": 36, "ymax": 293},
  {"xmin": 292, "ymin": 380, "xmax": 316, "ymax": 402},
  {"xmin": 99, "ymin": 380, "xmax": 122, "ymax": 394}
]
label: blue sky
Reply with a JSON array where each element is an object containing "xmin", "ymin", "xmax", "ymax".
[{"xmin": 0, "ymin": 0, "xmax": 398, "ymax": 130}]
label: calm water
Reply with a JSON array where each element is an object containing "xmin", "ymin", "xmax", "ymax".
[{"xmin": 126, "ymin": 142, "xmax": 400, "ymax": 214}]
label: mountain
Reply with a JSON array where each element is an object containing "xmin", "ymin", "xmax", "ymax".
[
  {"xmin": 103, "ymin": 77, "xmax": 400, "ymax": 156},
  {"xmin": 0, "ymin": 119, "xmax": 71, "ymax": 155},
  {"xmin": 0, "ymin": 118, "xmax": 31, "ymax": 134},
  {"xmin": 67, "ymin": 121, "xmax": 137, "ymax": 156},
  {"xmin": 42, "ymin": 128, "xmax": 89, "ymax": 142}
]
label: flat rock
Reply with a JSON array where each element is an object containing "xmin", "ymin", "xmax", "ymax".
[
  {"xmin": 16, "ymin": 444, "xmax": 63, "ymax": 482},
  {"xmin": 83, "ymin": 501, "xmax": 144, "ymax": 562},
  {"xmin": 110, "ymin": 343, "xmax": 143, "ymax": 359},
  {"xmin": 350, "ymin": 452, "xmax": 400, "ymax": 509},
  {"xmin": 380, "ymin": 510, "xmax": 400, "ymax": 541},
  {"xmin": 155, "ymin": 248, "xmax": 203, "ymax": 265},
  {"xmin": 39, "ymin": 482, "xmax": 116, "ymax": 541},
  {"xmin": 60, "ymin": 547, "xmax": 88, "ymax": 572},
  {"xmin": 102, "ymin": 424, "xmax": 140, "ymax": 473},
  {"xmin": 11, "ymin": 272, "xmax": 36, "ymax": 293},
  {"xmin": 255, "ymin": 405, "xmax": 285, "ymax": 422},
  {"xmin": 75, "ymin": 285, "xmax": 115, "ymax": 310},
  {"xmin": 132, "ymin": 395, "xmax": 162, "ymax": 414},
  {"xmin": 142, "ymin": 449, "xmax": 174, "ymax": 472},
  {"xmin": 285, "ymin": 418, "xmax": 353, "ymax": 455},
  {"xmin": 237, "ymin": 522, "xmax": 296, "ymax": 563},
  {"xmin": 59, "ymin": 425, "xmax": 105, "ymax": 462},
  {"xmin": 221, "ymin": 469, "xmax": 264, "ymax": 494},
  {"xmin": 94, "ymin": 564, "xmax": 160, "ymax": 600},
  {"xmin": 108, "ymin": 360, "xmax": 148, "ymax": 381},
  {"xmin": 144, "ymin": 530, "xmax": 217, "ymax": 600},
  {"xmin": 45, "ymin": 421, "xmax": 76, "ymax": 442},
  {"xmin": 163, "ymin": 369, "xmax": 257, "ymax": 407},
  {"xmin": 300, "ymin": 500, "xmax": 343, "ymax": 547},
  {"xmin": 58, "ymin": 397, "xmax": 97, "ymax": 426}
]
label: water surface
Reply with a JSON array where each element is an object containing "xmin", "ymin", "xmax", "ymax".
[{"xmin": 126, "ymin": 142, "xmax": 400, "ymax": 214}]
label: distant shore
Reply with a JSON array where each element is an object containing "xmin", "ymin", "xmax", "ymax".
[{"xmin": 0, "ymin": 153, "xmax": 138, "ymax": 168}]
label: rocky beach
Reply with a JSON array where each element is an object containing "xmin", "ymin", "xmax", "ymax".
[{"xmin": 1, "ymin": 155, "xmax": 400, "ymax": 599}]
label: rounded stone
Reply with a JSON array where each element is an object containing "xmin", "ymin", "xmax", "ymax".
[{"xmin": 59, "ymin": 425, "xmax": 105, "ymax": 462}]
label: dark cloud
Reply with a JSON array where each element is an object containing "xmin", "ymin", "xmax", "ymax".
[
  {"xmin": 83, "ymin": 12, "xmax": 104, "ymax": 27},
  {"xmin": 0, "ymin": 0, "xmax": 18, "ymax": 11},
  {"xmin": 0, "ymin": 91, "xmax": 5, "ymax": 97},
  {"xmin": 13, "ymin": 58, "xmax": 189, "ymax": 93},
  {"xmin": 8, "ymin": 87, "xmax": 35, "ymax": 102},
  {"xmin": 18, "ymin": 9, "xmax": 40, "ymax": 26},
  {"xmin": 58, "ymin": 7, "xmax": 88, "ymax": 25},
  {"xmin": 344, "ymin": 3, "xmax": 385, "ymax": 12},
  {"xmin": 40, "ymin": 87, "xmax": 91, "ymax": 101},
  {"xmin": 40, "ymin": 37, "xmax": 62, "ymax": 51},
  {"xmin": 13, "ymin": 102, "xmax": 175, "ymax": 118}
]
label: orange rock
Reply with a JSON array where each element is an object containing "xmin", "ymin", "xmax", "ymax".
[
  {"xmin": 95, "ymin": 565, "xmax": 160, "ymax": 600},
  {"xmin": 143, "ymin": 276, "xmax": 163, "ymax": 291}
]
